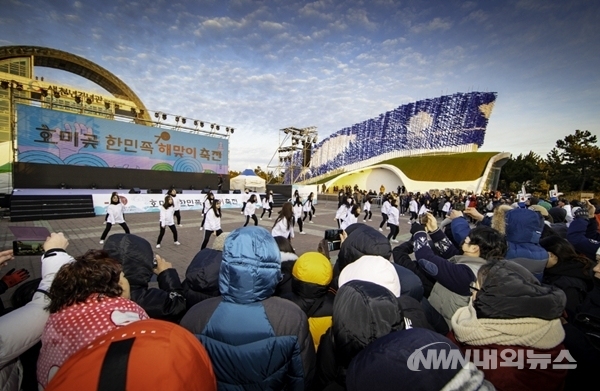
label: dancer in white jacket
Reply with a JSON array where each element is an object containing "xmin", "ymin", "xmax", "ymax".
[
  {"xmin": 363, "ymin": 196, "xmax": 373, "ymax": 221},
  {"xmin": 272, "ymin": 202, "xmax": 295, "ymax": 240},
  {"xmin": 156, "ymin": 195, "xmax": 179, "ymax": 248},
  {"xmin": 303, "ymin": 193, "xmax": 315, "ymax": 223},
  {"xmin": 199, "ymin": 192, "xmax": 215, "ymax": 231},
  {"xmin": 260, "ymin": 196, "xmax": 272, "ymax": 220},
  {"xmin": 293, "ymin": 197, "xmax": 306, "ymax": 234},
  {"xmin": 200, "ymin": 199, "xmax": 223, "ymax": 250},
  {"xmin": 408, "ymin": 196, "xmax": 419, "ymax": 223},
  {"xmin": 168, "ymin": 188, "xmax": 183, "ymax": 226},
  {"xmin": 243, "ymin": 194, "xmax": 258, "ymax": 227},
  {"xmin": 341, "ymin": 204, "xmax": 361, "ymax": 230},
  {"xmin": 386, "ymin": 198, "xmax": 400, "ymax": 242},
  {"xmin": 99, "ymin": 192, "xmax": 130, "ymax": 244},
  {"xmin": 379, "ymin": 195, "xmax": 391, "ymax": 231}
]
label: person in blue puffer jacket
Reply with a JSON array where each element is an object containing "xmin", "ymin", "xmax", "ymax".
[
  {"xmin": 451, "ymin": 206, "xmax": 548, "ymax": 281},
  {"xmin": 180, "ymin": 226, "xmax": 315, "ymax": 390}
]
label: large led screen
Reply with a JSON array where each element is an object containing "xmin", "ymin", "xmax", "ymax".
[{"xmin": 16, "ymin": 104, "xmax": 228, "ymax": 174}]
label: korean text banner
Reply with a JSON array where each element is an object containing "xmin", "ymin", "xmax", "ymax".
[{"xmin": 16, "ymin": 104, "xmax": 228, "ymax": 174}]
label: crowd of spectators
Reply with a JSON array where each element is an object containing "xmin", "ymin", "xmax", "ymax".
[{"xmin": 1, "ymin": 187, "xmax": 599, "ymax": 390}]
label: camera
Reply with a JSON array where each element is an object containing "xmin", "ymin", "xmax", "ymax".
[
  {"xmin": 454, "ymin": 204, "xmax": 465, "ymax": 211},
  {"xmin": 324, "ymin": 229, "xmax": 343, "ymax": 241},
  {"xmin": 324, "ymin": 229, "xmax": 343, "ymax": 252},
  {"xmin": 13, "ymin": 240, "xmax": 45, "ymax": 256}
]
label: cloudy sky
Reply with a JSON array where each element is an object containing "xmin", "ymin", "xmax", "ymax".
[{"xmin": 1, "ymin": 0, "xmax": 598, "ymax": 171}]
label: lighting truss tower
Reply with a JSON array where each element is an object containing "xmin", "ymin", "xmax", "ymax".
[{"xmin": 267, "ymin": 126, "xmax": 318, "ymax": 185}]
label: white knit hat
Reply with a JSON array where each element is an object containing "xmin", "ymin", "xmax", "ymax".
[{"xmin": 338, "ymin": 255, "xmax": 401, "ymax": 297}]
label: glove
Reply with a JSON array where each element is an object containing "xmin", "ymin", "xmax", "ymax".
[
  {"xmin": 410, "ymin": 222, "xmax": 426, "ymax": 236},
  {"xmin": 573, "ymin": 207, "xmax": 589, "ymax": 219},
  {"xmin": 1, "ymin": 268, "xmax": 30, "ymax": 288}
]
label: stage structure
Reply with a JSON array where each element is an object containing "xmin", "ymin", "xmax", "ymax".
[
  {"xmin": 281, "ymin": 92, "xmax": 508, "ymax": 194},
  {"xmin": 272, "ymin": 126, "xmax": 318, "ymax": 185},
  {"xmin": 0, "ymin": 45, "xmax": 235, "ymax": 199}
]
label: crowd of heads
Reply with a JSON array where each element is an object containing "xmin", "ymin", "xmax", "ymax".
[{"xmin": 1, "ymin": 186, "xmax": 600, "ymax": 390}]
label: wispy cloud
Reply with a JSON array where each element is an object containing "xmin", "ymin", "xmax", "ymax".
[
  {"xmin": 0, "ymin": 0, "xmax": 598, "ymax": 170},
  {"xmin": 410, "ymin": 17, "xmax": 452, "ymax": 33}
]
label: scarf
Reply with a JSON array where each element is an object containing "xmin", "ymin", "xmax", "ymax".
[{"xmin": 451, "ymin": 302, "xmax": 564, "ymax": 350}]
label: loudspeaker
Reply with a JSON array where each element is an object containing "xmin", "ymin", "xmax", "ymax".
[
  {"xmin": 232, "ymin": 189, "xmax": 241, "ymax": 194},
  {"xmin": 201, "ymin": 187, "xmax": 212, "ymax": 194},
  {"xmin": 129, "ymin": 187, "xmax": 141, "ymax": 194},
  {"xmin": 175, "ymin": 188, "xmax": 183, "ymax": 194},
  {"xmin": 147, "ymin": 189, "xmax": 163, "ymax": 194}
]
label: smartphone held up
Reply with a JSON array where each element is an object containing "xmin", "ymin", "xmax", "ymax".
[
  {"xmin": 324, "ymin": 229, "xmax": 343, "ymax": 252},
  {"xmin": 13, "ymin": 240, "xmax": 45, "ymax": 256}
]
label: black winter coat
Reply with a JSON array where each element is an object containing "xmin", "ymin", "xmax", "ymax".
[
  {"xmin": 314, "ymin": 280, "xmax": 404, "ymax": 391},
  {"xmin": 182, "ymin": 248, "xmax": 222, "ymax": 309},
  {"xmin": 103, "ymin": 233, "xmax": 187, "ymax": 322}
]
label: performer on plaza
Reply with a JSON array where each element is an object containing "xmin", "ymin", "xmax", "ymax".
[
  {"xmin": 199, "ymin": 191, "xmax": 214, "ymax": 231},
  {"xmin": 293, "ymin": 197, "xmax": 306, "ymax": 235},
  {"xmin": 302, "ymin": 193, "xmax": 314, "ymax": 223},
  {"xmin": 200, "ymin": 199, "xmax": 223, "ymax": 250},
  {"xmin": 267, "ymin": 190, "xmax": 274, "ymax": 210},
  {"xmin": 156, "ymin": 195, "xmax": 180, "ymax": 249},
  {"xmin": 168, "ymin": 188, "xmax": 183, "ymax": 226},
  {"xmin": 241, "ymin": 189, "xmax": 250, "ymax": 214},
  {"xmin": 379, "ymin": 194, "xmax": 391, "ymax": 231},
  {"xmin": 408, "ymin": 195, "xmax": 419, "ymax": 223},
  {"xmin": 335, "ymin": 196, "xmax": 353, "ymax": 229},
  {"xmin": 99, "ymin": 192, "xmax": 130, "ymax": 244},
  {"xmin": 260, "ymin": 194, "xmax": 272, "ymax": 220},
  {"xmin": 272, "ymin": 202, "xmax": 295, "ymax": 240},
  {"xmin": 387, "ymin": 198, "xmax": 400, "ymax": 243},
  {"xmin": 243, "ymin": 194, "xmax": 259, "ymax": 227},
  {"xmin": 340, "ymin": 204, "xmax": 361, "ymax": 230},
  {"xmin": 308, "ymin": 192, "xmax": 316, "ymax": 216},
  {"xmin": 363, "ymin": 196, "xmax": 373, "ymax": 221}
]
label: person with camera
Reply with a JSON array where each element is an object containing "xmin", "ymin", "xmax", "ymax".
[
  {"xmin": 1, "ymin": 233, "xmax": 75, "ymax": 391},
  {"xmin": 409, "ymin": 214, "xmax": 507, "ymax": 328},
  {"xmin": 103, "ymin": 234, "xmax": 187, "ymax": 323}
]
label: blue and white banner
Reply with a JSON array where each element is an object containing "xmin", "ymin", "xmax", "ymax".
[{"xmin": 92, "ymin": 193, "xmax": 258, "ymax": 215}]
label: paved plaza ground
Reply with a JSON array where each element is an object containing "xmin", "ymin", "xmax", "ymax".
[{"xmin": 0, "ymin": 199, "xmax": 417, "ymax": 307}]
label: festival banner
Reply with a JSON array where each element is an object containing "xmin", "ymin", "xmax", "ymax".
[{"xmin": 16, "ymin": 104, "xmax": 228, "ymax": 174}]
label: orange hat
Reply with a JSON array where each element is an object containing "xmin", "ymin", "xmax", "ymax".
[{"xmin": 46, "ymin": 319, "xmax": 216, "ymax": 391}]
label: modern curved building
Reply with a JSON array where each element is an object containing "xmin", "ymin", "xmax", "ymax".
[{"xmin": 285, "ymin": 92, "xmax": 509, "ymax": 194}]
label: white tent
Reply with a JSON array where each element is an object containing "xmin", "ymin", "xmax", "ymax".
[{"xmin": 230, "ymin": 168, "xmax": 266, "ymax": 192}]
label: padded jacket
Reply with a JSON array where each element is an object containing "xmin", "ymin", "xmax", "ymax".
[
  {"xmin": 103, "ymin": 234, "xmax": 186, "ymax": 322},
  {"xmin": 314, "ymin": 280, "xmax": 404, "ymax": 391},
  {"xmin": 182, "ymin": 248, "xmax": 222, "ymax": 309},
  {"xmin": 180, "ymin": 226, "xmax": 315, "ymax": 390}
]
